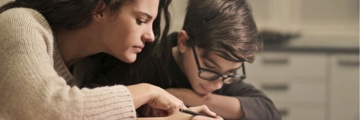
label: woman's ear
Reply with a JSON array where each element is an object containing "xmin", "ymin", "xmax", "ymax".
[
  {"xmin": 177, "ymin": 30, "xmax": 190, "ymax": 53},
  {"xmin": 92, "ymin": 0, "xmax": 108, "ymax": 22}
]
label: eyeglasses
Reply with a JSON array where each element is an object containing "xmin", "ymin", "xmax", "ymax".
[{"xmin": 189, "ymin": 40, "xmax": 247, "ymax": 84}]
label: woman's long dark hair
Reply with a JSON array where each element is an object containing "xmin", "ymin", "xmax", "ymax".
[
  {"xmin": 0, "ymin": 0, "xmax": 165, "ymax": 31},
  {"xmin": 69, "ymin": 0, "xmax": 173, "ymax": 87},
  {"xmin": 0, "ymin": 0, "xmax": 173, "ymax": 86},
  {"xmin": 2, "ymin": 0, "xmax": 97, "ymax": 30}
]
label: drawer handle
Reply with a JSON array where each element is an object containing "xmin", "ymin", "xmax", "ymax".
[
  {"xmin": 262, "ymin": 84, "xmax": 288, "ymax": 91},
  {"xmin": 262, "ymin": 58, "xmax": 289, "ymax": 64},
  {"xmin": 278, "ymin": 109, "xmax": 289, "ymax": 116},
  {"xmin": 338, "ymin": 60, "xmax": 359, "ymax": 67}
]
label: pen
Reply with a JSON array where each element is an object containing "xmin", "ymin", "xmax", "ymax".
[{"xmin": 179, "ymin": 109, "xmax": 214, "ymax": 118}]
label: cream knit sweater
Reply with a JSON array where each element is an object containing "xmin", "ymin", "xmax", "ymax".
[{"xmin": 0, "ymin": 8, "xmax": 136, "ymax": 120}]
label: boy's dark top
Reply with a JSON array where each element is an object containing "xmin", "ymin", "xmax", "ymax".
[{"xmin": 81, "ymin": 33, "xmax": 282, "ymax": 120}]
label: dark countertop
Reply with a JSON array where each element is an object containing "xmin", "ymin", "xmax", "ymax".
[{"xmin": 262, "ymin": 36, "xmax": 359, "ymax": 54}]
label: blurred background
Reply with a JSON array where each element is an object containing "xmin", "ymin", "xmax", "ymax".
[{"xmin": 0, "ymin": 0, "xmax": 358, "ymax": 120}]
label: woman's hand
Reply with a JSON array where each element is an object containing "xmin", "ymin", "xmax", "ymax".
[
  {"xmin": 141, "ymin": 104, "xmax": 168, "ymax": 117},
  {"xmin": 147, "ymin": 84, "xmax": 187, "ymax": 115},
  {"xmin": 138, "ymin": 105, "xmax": 223, "ymax": 120},
  {"xmin": 166, "ymin": 105, "xmax": 223, "ymax": 120},
  {"xmin": 128, "ymin": 83, "xmax": 186, "ymax": 115}
]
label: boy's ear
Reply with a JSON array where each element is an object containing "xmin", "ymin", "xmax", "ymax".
[
  {"xmin": 177, "ymin": 30, "xmax": 190, "ymax": 53},
  {"xmin": 92, "ymin": 0, "xmax": 108, "ymax": 21}
]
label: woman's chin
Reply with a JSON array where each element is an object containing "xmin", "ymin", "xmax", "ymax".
[
  {"xmin": 117, "ymin": 55, "xmax": 137, "ymax": 63},
  {"xmin": 126, "ymin": 57, "xmax": 137, "ymax": 63}
]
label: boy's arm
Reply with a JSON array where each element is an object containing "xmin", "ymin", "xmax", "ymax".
[{"xmin": 167, "ymin": 82, "xmax": 281, "ymax": 120}]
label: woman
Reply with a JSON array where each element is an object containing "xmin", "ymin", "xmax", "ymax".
[
  {"xmin": 85, "ymin": 0, "xmax": 282, "ymax": 119},
  {"xmin": 0, "ymin": 0, "xmax": 222, "ymax": 119}
]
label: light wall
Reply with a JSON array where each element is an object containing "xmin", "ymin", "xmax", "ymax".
[
  {"xmin": 167, "ymin": 0, "xmax": 187, "ymax": 33},
  {"xmin": 0, "ymin": 0, "xmax": 11, "ymax": 5},
  {"xmin": 248, "ymin": 0, "xmax": 359, "ymax": 39}
]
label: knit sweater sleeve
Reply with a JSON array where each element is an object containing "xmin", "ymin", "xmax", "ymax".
[{"xmin": 0, "ymin": 8, "xmax": 136, "ymax": 120}]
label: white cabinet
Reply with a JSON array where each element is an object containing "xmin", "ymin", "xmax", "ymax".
[
  {"xmin": 329, "ymin": 54, "xmax": 359, "ymax": 120},
  {"xmin": 245, "ymin": 52, "xmax": 359, "ymax": 120},
  {"xmin": 246, "ymin": 52, "xmax": 328, "ymax": 120}
]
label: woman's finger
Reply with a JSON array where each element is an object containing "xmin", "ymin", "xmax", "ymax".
[
  {"xmin": 166, "ymin": 101, "xmax": 186, "ymax": 115},
  {"xmin": 147, "ymin": 86, "xmax": 187, "ymax": 115},
  {"xmin": 191, "ymin": 115, "xmax": 224, "ymax": 120},
  {"xmin": 188, "ymin": 105, "xmax": 217, "ymax": 117}
]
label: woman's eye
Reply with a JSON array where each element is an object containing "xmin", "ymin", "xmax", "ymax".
[{"xmin": 136, "ymin": 19, "xmax": 146, "ymax": 25}]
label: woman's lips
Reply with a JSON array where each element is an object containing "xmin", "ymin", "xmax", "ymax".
[{"xmin": 133, "ymin": 46, "xmax": 143, "ymax": 53}]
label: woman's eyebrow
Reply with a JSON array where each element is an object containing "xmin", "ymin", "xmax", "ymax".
[{"xmin": 135, "ymin": 11, "xmax": 153, "ymax": 20}]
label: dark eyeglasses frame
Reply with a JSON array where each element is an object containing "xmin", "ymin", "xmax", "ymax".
[{"xmin": 189, "ymin": 39, "xmax": 247, "ymax": 84}]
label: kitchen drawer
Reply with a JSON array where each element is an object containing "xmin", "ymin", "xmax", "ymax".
[
  {"xmin": 273, "ymin": 101, "xmax": 326, "ymax": 120},
  {"xmin": 246, "ymin": 74, "xmax": 326, "ymax": 83},
  {"xmin": 278, "ymin": 106, "xmax": 326, "ymax": 120},
  {"xmin": 245, "ymin": 80, "xmax": 326, "ymax": 103},
  {"xmin": 246, "ymin": 52, "xmax": 327, "ymax": 81}
]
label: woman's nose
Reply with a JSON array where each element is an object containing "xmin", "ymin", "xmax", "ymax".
[{"xmin": 141, "ymin": 28, "xmax": 155, "ymax": 43}]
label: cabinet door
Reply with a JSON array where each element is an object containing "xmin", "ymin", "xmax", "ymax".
[
  {"xmin": 245, "ymin": 52, "xmax": 328, "ymax": 120},
  {"xmin": 282, "ymin": 107, "xmax": 326, "ymax": 120},
  {"xmin": 329, "ymin": 54, "xmax": 359, "ymax": 120},
  {"xmin": 273, "ymin": 101, "xmax": 326, "ymax": 120}
]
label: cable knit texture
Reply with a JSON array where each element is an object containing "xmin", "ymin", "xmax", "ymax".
[{"xmin": 0, "ymin": 8, "xmax": 136, "ymax": 120}]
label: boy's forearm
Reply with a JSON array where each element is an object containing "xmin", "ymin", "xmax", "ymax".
[
  {"xmin": 167, "ymin": 88, "xmax": 243, "ymax": 119},
  {"xmin": 199, "ymin": 93, "xmax": 244, "ymax": 119}
]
